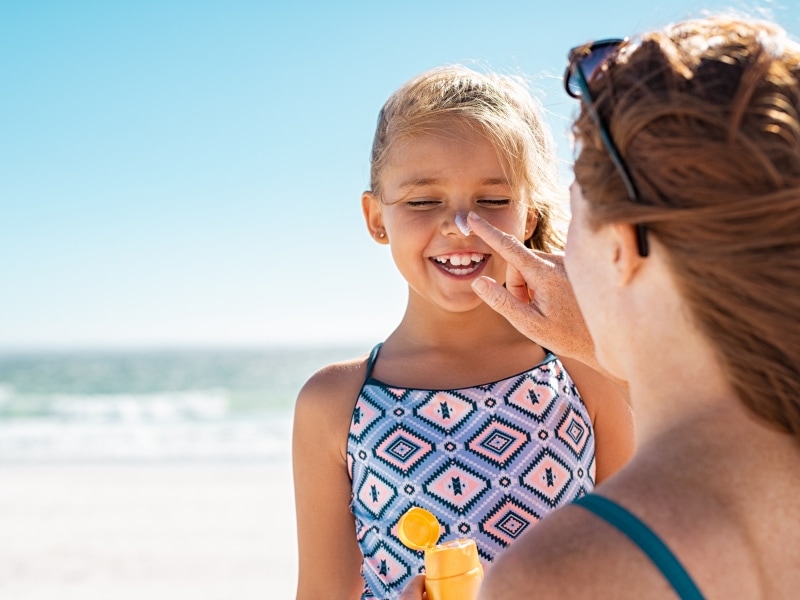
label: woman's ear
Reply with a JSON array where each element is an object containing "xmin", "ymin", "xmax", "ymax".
[
  {"xmin": 611, "ymin": 223, "xmax": 645, "ymax": 285},
  {"xmin": 362, "ymin": 191, "xmax": 389, "ymax": 244}
]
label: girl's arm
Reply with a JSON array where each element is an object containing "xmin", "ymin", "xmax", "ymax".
[
  {"xmin": 293, "ymin": 362, "xmax": 366, "ymax": 600},
  {"xmin": 560, "ymin": 357, "xmax": 636, "ymax": 483}
]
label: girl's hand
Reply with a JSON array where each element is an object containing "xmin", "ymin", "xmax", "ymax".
[
  {"xmin": 466, "ymin": 211, "xmax": 596, "ymax": 369},
  {"xmin": 398, "ymin": 574, "xmax": 427, "ymax": 600}
]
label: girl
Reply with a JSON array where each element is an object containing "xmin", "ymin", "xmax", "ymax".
[{"xmin": 293, "ymin": 65, "xmax": 635, "ymax": 600}]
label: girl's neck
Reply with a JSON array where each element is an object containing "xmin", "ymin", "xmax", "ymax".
[
  {"xmin": 373, "ymin": 302, "xmax": 545, "ymax": 390},
  {"xmin": 392, "ymin": 300, "xmax": 525, "ymax": 351}
]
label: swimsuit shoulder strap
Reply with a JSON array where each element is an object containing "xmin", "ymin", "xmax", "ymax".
[
  {"xmin": 572, "ymin": 494, "xmax": 705, "ymax": 600},
  {"xmin": 364, "ymin": 342, "xmax": 382, "ymax": 382}
]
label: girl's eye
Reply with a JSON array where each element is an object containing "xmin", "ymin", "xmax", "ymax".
[
  {"xmin": 406, "ymin": 199, "xmax": 440, "ymax": 208},
  {"xmin": 403, "ymin": 198, "xmax": 511, "ymax": 208}
]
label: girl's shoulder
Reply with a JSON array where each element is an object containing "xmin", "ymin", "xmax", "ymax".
[
  {"xmin": 293, "ymin": 349, "xmax": 376, "ymax": 458},
  {"xmin": 557, "ymin": 356, "xmax": 628, "ymax": 412},
  {"xmin": 558, "ymin": 355, "xmax": 635, "ymax": 482},
  {"xmin": 296, "ymin": 350, "xmax": 373, "ymax": 416}
]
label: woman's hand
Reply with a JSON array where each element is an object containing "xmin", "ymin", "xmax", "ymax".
[
  {"xmin": 398, "ymin": 574, "xmax": 427, "ymax": 600},
  {"xmin": 467, "ymin": 211, "xmax": 597, "ymax": 369}
]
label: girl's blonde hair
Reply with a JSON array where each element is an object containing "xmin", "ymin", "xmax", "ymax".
[
  {"xmin": 369, "ymin": 65, "xmax": 566, "ymax": 251},
  {"xmin": 572, "ymin": 16, "xmax": 800, "ymax": 436}
]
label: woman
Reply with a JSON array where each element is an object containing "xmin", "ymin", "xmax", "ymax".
[{"xmin": 403, "ymin": 14, "xmax": 800, "ymax": 599}]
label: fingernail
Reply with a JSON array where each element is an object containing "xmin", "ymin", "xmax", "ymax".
[{"xmin": 471, "ymin": 277, "xmax": 488, "ymax": 294}]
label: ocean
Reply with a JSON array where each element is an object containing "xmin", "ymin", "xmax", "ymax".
[{"xmin": 0, "ymin": 345, "xmax": 366, "ymax": 463}]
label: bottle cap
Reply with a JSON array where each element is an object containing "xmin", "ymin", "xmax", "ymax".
[{"xmin": 397, "ymin": 507, "xmax": 441, "ymax": 551}]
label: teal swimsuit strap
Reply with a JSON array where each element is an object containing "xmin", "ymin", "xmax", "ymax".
[
  {"xmin": 572, "ymin": 494, "xmax": 705, "ymax": 600},
  {"xmin": 364, "ymin": 343, "xmax": 383, "ymax": 381}
]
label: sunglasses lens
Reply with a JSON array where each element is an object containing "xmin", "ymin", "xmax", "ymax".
[
  {"xmin": 565, "ymin": 69, "xmax": 581, "ymax": 97},
  {"xmin": 567, "ymin": 40, "xmax": 623, "ymax": 97}
]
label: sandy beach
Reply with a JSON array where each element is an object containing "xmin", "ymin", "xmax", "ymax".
[{"xmin": 0, "ymin": 460, "xmax": 297, "ymax": 600}]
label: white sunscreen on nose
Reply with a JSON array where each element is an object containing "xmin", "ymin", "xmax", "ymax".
[{"xmin": 455, "ymin": 212, "xmax": 471, "ymax": 236}]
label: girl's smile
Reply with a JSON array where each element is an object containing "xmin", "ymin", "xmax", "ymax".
[{"xmin": 431, "ymin": 252, "xmax": 488, "ymax": 277}]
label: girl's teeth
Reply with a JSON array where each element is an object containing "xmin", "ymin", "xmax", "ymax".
[
  {"xmin": 435, "ymin": 254, "xmax": 484, "ymax": 267},
  {"xmin": 454, "ymin": 253, "xmax": 483, "ymax": 266}
]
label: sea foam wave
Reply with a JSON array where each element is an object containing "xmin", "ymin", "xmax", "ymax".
[{"xmin": 0, "ymin": 412, "xmax": 293, "ymax": 463}]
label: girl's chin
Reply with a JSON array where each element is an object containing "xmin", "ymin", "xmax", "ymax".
[{"xmin": 434, "ymin": 294, "xmax": 490, "ymax": 314}]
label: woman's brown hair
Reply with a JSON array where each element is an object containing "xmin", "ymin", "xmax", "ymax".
[{"xmin": 573, "ymin": 16, "xmax": 800, "ymax": 436}]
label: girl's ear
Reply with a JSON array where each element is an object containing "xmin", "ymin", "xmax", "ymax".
[
  {"xmin": 362, "ymin": 191, "xmax": 389, "ymax": 244},
  {"xmin": 611, "ymin": 223, "xmax": 645, "ymax": 285},
  {"xmin": 525, "ymin": 209, "xmax": 538, "ymax": 242}
]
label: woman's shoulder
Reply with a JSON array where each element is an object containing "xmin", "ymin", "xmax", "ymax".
[
  {"xmin": 479, "ymin": 495, "xmax": 646, "ymax": 599},
  {"xmin": 481, "ymin": 456, "xmax": 794, "ymax": 600},
  {"xmin": 478, "ymin": 489, "xmax": 710, "ymax": 600}
]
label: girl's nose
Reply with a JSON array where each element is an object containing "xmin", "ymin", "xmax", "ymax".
[
  {"xmin": 444, "ymin": 210, "xmax": 472, "ymax": 237},
  {"xmin": 455, "ymin": 212, "xmax": 472, "ymax": 236},
  {"xmin": 440, "ymin": 205, "xmax": 473, "ymax": 237}
]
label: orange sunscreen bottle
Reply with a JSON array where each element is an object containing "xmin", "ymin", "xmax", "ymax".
[{"xmin": 397, "ymin": 507, "xmax": 484, "ymax": 600}]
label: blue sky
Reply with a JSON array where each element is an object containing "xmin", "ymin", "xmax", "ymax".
[{"xmin": 1, "ymin": 0, "xmax": 796, "ymax": 349}]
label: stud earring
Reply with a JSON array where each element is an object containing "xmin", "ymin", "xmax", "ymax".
[{"xmin": 379, "ymin": 232, "xmax": 386, "ymax": 238}]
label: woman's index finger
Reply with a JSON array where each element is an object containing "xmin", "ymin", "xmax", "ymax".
[{"xmin": 467, "ymin": 211, "xmax": 556, "ymax": 276}]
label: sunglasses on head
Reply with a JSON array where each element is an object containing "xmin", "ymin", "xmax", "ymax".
[{"xmin": 564, "ymin": 38, "xmax": 650, "ymax": 257}]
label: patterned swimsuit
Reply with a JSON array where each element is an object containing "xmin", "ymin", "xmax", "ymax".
[{"xmin": 347, "ymin": 344, "xmax": 596, "ymax": 599}]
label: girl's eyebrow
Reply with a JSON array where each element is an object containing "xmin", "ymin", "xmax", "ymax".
[
  {"xmin": 480, "ymin": 177, "xmax": 512, "ymax": 187},
  {"xmin": 396, "ymin": 176, "xmax": 511, "ymax": 192},
  {"xmin": 396, "ymin": 177, "xmax": 440, "ymax": 192}
]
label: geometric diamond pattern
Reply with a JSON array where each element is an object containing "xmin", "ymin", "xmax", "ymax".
[
  {"xmin": 356, "ymin": 469, "xmax": 397, "ymax": 519},
  {"xmin": 415, "ymin": 391, "xmax": 475, "ymax": 434},
  {"xmin": 374, "ymin": 424, "xmax": 435, "ymax": 475},
  {"xmin": 347, "ymin": 348, "xmax": 596, "ymax": 599},
  {"xmin": 519, "ymin": 448, "xmax": 574, "ymax": 508},
  {"xmin": 502, "ymin": 372, "xmax": 559, "ymax": 422},
  {"xmin": 479, "ymin": 495, "xmax": 541, "ymax": 546},
  {"xmin": 349, "ymin": 390, "xmax": 385, "ymax": 443},
  {"xmin": 423, "ymin": 459, "xmax": 491, "ymax": 515},
  {"xmin": 556, "ymin": 405, "xmax": 591, "ymax": 459},
  {"xmin": 363, "ymin": 540, "xmax": 412, "ymax": 591},
  {"xmin": 466, "ymin": 416, "xmax": 530, "ymax": 468}
]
